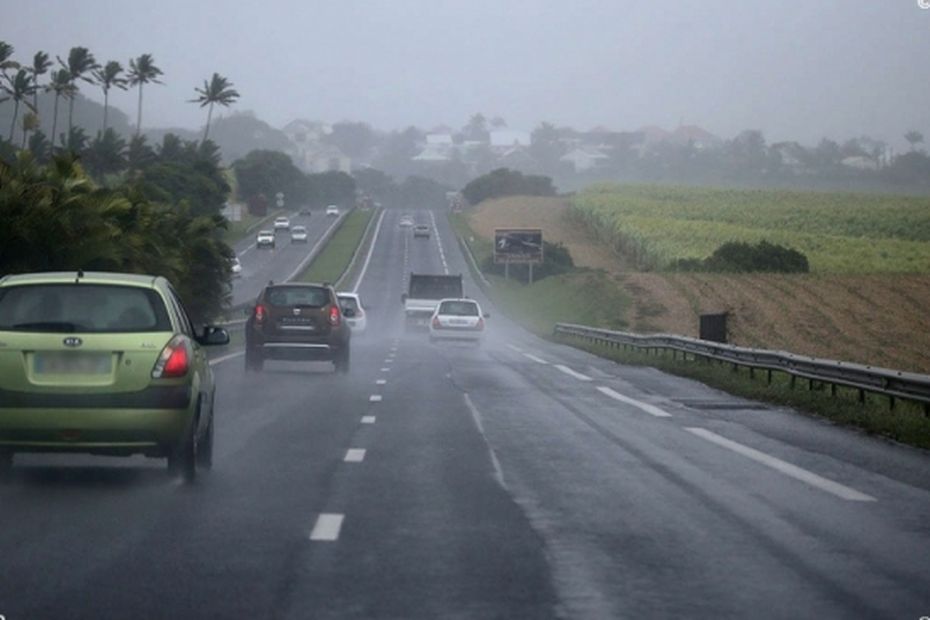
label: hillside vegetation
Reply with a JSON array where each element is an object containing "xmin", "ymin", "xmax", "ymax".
[
  {"xmin": 572, "ymin": 184, "xmax": 930, "ymax": 272},
  {"xmin": 465, "ymin": 194, "xmax": 930, "ymax": 374}
]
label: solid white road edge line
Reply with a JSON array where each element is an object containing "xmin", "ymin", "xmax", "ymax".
[
  {"xmin": 555, "ymin": 364, "xmax": 593, "ymax": 381},
  {"xmin": 597, "ymin": 386, "xmax": 672, "ymax": 418},
  {"xmin": 209, "ymin": 351, "xmax": 245, "ymax": 366},
  {"xmin": 685, "ymin": 427, "xmax": 877, "ymax": 502},
  {"xmin": 344, "ymin": 449, "xmax": 366, "ymax": 463},
  {"xmin": 507, "ymin": 344, "xmax": 524, "ymax": 353},
  {"xmin": 429, "ymin": 210, "xmax": 450, "ymax": 275},
  {"xmin": 522, "ymin": 353, "xmax": 548, "ymax": 365},
  {"xmin": 351, "ymin": 209, "xmax": 387, "ymax": 293},
  {"xmin": 309, "ymin": 513, "xmax": 345, "ymax": 541},
  {"xmin": 361, "ymin": 416, "xmax": 376, "ymax": 424},
  {"xmin": 464, "ymin": 393, "xmax": 507, "ymax": 490}
]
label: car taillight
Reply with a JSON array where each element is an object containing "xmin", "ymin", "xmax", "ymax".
[
  {"xmin": 329, "ymin": 304, "xmax": 341, "ymax": 327},
  {"xmin": 477, "ymin": 317, "xmax": 485, "ymax": 331},
  {"xmin": 254, "ymin": 303, "xmax": 267, "ymax": 324},
  {"xmin": 152, "ymin": 336, "xmax": 191, "ymax": 379}
]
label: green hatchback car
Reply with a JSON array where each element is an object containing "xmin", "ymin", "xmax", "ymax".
[{"xmin": 0, "ymin": 271, "xmax": 229, "ymax": 481}]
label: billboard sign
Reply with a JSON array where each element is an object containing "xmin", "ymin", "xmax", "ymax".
[{"xmin": 494, "ymin": 228, "xmax": 543, "ymax": 264}]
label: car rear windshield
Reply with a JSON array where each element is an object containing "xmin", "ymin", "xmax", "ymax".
[
  {"xmin": 338, "ymin": 296, "xmax": 359, "ymax": 312},
  {"xmin": 0, "ymin": 284, "xmax": 172, "ymax": 333},
  {"xmin": 292, "ymin": 226, "xmax": 307, "ymax": 233},
  {"xmin": 266, "ymin": 286, "xmax": 330, "ymax": 308},
  {"xmin": 438, "ymin": 301, "xmax": 479, "ymax": 316}
]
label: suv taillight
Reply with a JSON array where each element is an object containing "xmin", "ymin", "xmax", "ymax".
[
  {"xmin": 254, "ymin": 303, "xmax": 267, "ymax": 324},
  {"xmin": 152, "ymin": 335, "xmax": 191, "ymax": 379},
  {"xmin": 329, "ymin": 304, "xmax": 341, "ymax": 327}
]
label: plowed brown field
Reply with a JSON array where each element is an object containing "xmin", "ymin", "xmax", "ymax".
[{"xmin": 467, "ymin": 197, "xmax": 930, "ymax": 374}]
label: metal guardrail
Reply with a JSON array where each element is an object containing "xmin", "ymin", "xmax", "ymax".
[{"xmin": 554, "ymin": 323, "xmax": 930, "ymax": 412}]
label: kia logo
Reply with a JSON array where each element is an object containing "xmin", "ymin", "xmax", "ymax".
[{"xmin": 63, "ymin": 337, "xmax": 83, "ymax": 348}]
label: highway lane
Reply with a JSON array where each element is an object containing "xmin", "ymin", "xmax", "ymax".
[{"xmin": 1, "ymin": 206, "xmax": 929, "ymax": 619}]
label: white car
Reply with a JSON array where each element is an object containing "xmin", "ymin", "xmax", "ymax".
[
  {"xmin": 291, "ymin": 225, "xmax": 308, "ymax": 243},
  {"xmin": 325, "ymin": 205, "xmax": 340, "ymax": 217},
  {"xmin": 255, "ymin": 230, "xmax": 275, "ymax": 248},
  {"xmin": 399, "ymin": 215, "xmax": 414, "ymax": 228},
  {"xmin": 273, "ymin": 216, "xmax": 291, "ymax": 231},
  {"xmin": 413, "ymin": 224, "xmax": 430, "ymax": 238},
  {"xmin": 230, "ymin": 256, "xmax": 242, "ymax": 277},
  {"xmin": 337, "ymin": 293, "xmax": 367, "ymax": 333},
  {"xmin": 429, "ymin": 298, "xmax": 488, "ymax": 344}
]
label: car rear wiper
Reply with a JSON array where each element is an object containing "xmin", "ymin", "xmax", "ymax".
[{"xmin": 10, "ymin": 321, "xmax": 79, "ymax": 332}]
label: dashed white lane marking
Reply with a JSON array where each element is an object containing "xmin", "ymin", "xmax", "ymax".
[
  {"xmin": 464, "ymin": 394, "xmax": 507, "ymax": 490},
  {"xmin": 428, "ymin": 210, "xmax": 450, "ymax": 275},
  {"xmin": 361, "ymin": 416, "xmax": 376, "ymax": 424},
  {"xmin": 309, "ymin": 513, "xmax": 345, "ymax": 541},
  {"xmin": 555, "ymin": 364, "xmax": 593, "ymax": 381},
  {"xmin": 351, "ymin": 209, "xmax": 386, "ymax": 293},
  {"xmin": 383, "ymin": 359, "xmax": 393, "ymax": 364},
  {"xmin": 380, "ymin": 367, "xmax": 390, "ymax": 372},
  {"xmin": 344, "ymin": 449, "xmax": 366, "ymax": 463},
  {"xmin": 376, "ymin": 379, "xmax": 387, "ymax": 385},
  {"xmin": 596, "ymin": 386, "xmax": 672, "ymax": 418},
  {"xmin": 507, "ymin": 344, "xmax": 524, "ymax": 353},
  {"xmin": 685, "ymin": 427, "xmax": 877, "ymax": 502},
  {"xmin": 369, "ymin": 395, "xmax": 382, "ymax": 402},
  {"xmin": 522, "ymin": 353, "xmax": 548, "ymax": 365},
  {"xmin": 209, "ymin": 351, "xmax": 245, "ymax": 366}
]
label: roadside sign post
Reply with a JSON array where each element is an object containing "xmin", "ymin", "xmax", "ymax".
[{"xmin": 494, "ymin": 228, "xmax": 543, "ymax": 285}]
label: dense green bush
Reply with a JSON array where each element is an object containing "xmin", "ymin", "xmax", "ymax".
[
  {"xmin": 673, "ymin": 240, "xmax": 809, "ymax": 273},
  {"xmin": 481, "ymin": 241, "xmax": 574, "ymax": 281},
  {"xmin": 462, "ymin": 167, "xmax": 556, "ymax": 205}
]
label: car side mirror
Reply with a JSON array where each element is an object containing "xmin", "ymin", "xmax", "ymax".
[
  {"xmin": 199, "ymin": 326, "xmax": 230, "ymax": 346},
  {"xmin": 342, "ymin": 307, "xmax": 356, "ymax": 318}
]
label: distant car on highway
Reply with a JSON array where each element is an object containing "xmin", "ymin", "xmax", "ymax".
[
  {"xmin": 290, "ymin": 225, "xmax": 308, "ymax": 243},
  {"xmin": 337, "ymin": 293, "xmax": 367, "ymax": 333},
  {"xmin": 299, "ymin": 206, "xmax": 313, "ymax": 216},
  {"xmin": 273, "ymin": 216, "xmax": 291, "ymax": 231},
  {"xmin": 245, "ymin": 282, "xmax": 351, "ymax": 373},
  {"xmin": 230, "ymin": 256, "xmax": 242, "ymax": 277},
  {"xmin": 325, "ymin": 205, "xmax": 340, "ymax": 217},
  {"xmin": 414, "ymin": 224, "xmax": 431, "ymax": 238},
  {"xmin": 256, "ymin": 230, "xmax": 275, "ymax": 249},
  {"xmin": 0, "ymin": 270, "xmax": 229, "ymax": 481},
  {"xmin": 429, "ymin": 298, "xmax": 488, "ymax": 345},
  {"xmin": 399, "ymin": 215, "xmax": 414, "ymax": 228}
]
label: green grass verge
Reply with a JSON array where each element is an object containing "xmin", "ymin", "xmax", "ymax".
[
  {"xmin": 559, "ymin": 336, "xmax": 930, "ymax": 450},
  {"xmin": 450, "ymin": 210, "xmax": 930, "ymax": 450},
  {"xmin": 299, "ymin": 210, "xmax": 374, "ymax": 284}
]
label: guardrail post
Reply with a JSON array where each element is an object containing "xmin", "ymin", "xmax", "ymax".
[
  {"xmin": 749, "ymin": 367, "xmax": 755, "ymax": 379},
  {"xmin": 858, "ymin": 389, "xmax": 865, "ymax": 404},
  {"xmin": 766, "ymin": 369, "xmax": 772, "ymax": 385},
  {"xmin": 830, "ymin": 383, "xmax": 837, "ymax": 397},
  {"xmin": 889, "ymin": 395, "xmax": 895, "ymax": 411},
  {"xmin": 790, "ymin": 375, "xmax": 796, "ymax": 389}
]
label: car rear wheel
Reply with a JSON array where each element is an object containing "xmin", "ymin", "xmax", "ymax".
[
  {"xmin": 168, "ymin": 427, "xmax": 197, "ymax": 482},
  {"xmin": 245, "ymin": 347, "xmax": 264, "ymax": 371},
  {"xmin": 335, "ymin": 348, "xmax": 350, "ymax": 374},
  {"xmin": 196, "ymin": 414, "xmax": 214, "ymax": 471}
]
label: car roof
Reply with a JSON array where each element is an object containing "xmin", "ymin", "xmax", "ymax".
[
  {"xmin": 258, "ymin": 229, "xmax": 273, "ymax": 234},
  {"xmin": 275, "ymin": 216, "xmax": 289, "ymax": 220},
  {"xmin": 337, "ymin": 292, "xmax": 360, "ymax": 300},
  {"xmin": 292, "ymin": 225, "xmax": 306, "ymax": 230},
  {"xmin": 0, "ymin": 271, "xmax": 162, "ymax": 289},
  {"xmin": 437, "ymin": 298, "xmax": 478, "ymax": 305}
]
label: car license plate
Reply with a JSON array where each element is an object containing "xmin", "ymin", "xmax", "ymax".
[
  {"xmin": 34, "ymin": 352, "xmax": 112, "ymax": 375},
  {"xmin": 449, "ymin": 319, "xmax": 468, "ymax": 326}
]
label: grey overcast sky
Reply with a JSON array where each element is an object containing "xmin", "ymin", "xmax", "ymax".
[{"xmin": 4, "ymin": 1, "xmax": 929, "ymax": 146}]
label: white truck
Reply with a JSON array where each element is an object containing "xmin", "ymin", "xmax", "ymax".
[{"xmin": 401, "ymin": 273, "xmax": 464, "ymax": 330}]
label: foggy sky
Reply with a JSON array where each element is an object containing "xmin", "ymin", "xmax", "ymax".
[{"xmin": 4, "ymin": 0, "xmax": 929, "ymax": 147}]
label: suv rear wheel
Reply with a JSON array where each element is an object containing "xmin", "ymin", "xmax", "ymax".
[
  {"xmin": 245, "ymin": 347, "xmax": 264, "ymax": 371},
  {"xmin": 168, "ymin": 426, "xmax": 197, "ymax": 482}
]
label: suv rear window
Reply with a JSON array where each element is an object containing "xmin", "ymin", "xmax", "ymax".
[
  {"xmin": 0, "ymin": 284, "xmax": 172, "ymax": 333},
  {"xmin": 438, "ymin": 301, "xmax": 479, "ymax": 316},
  {"xmin": 266, "ymin": 286, "xmax": 330, "ymax": 308}
]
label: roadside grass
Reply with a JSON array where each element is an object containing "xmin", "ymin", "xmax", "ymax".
[
  {"xmin": 451, "ymin": 210, "xmax": 930, "ymax": 451},
  {"xmin": 299, "ymin": 210, "xmax": 374, "ymax": 284},
  {"xmin": 558, "ymin": 336, "xmax": 930, "ymax": 450}
]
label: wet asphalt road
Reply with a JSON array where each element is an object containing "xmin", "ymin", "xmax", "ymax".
[{"xmin": 1, "ymin": 208, "xmax": 930, "ymax": 619}]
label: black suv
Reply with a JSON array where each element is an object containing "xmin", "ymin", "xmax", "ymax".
[{"xmin": 245, "ymin": 283, "xmax": 352, "ymax": 373}]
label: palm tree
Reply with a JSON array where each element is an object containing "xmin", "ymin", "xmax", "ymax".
[
  {"xmin": 189, "ymin": 73, "xmax": 239, "ymax": 142},
  {"xmin": 20, "ymin": 111, "xmax": 39, "ymax": 148},
  {"xmin": 1, "ymin": 69, "xmax": 37, "ymax": 141},
  {"xmin": 46, "ymin": 69, "xmax": 74, "ymax": 147},
  {"xmin": 0, "ymin": 41, "xmax": 17, "ymax": 71},
  {"xmin": 28, "ymin": 51, "xmax": 52, "ymax": 123},
  {"xmin": 58, "ymin": 47, "xmax": 99, "ymax": 136},
  {"xmin": 904, "ymin": 130, "xmax": 924, "ymax": 152},
  {"xmin": 93, "ymin": 60, "xmax": 128, "ymax": 133},
  {"xmin": 127, "ymin": 54, "xmax": 163, "ymax": 136}
]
